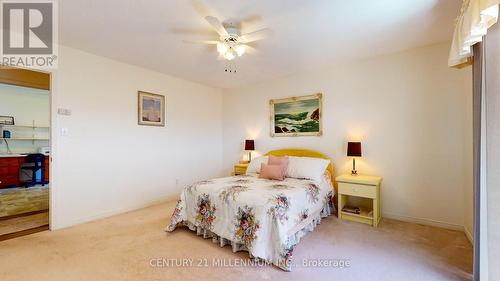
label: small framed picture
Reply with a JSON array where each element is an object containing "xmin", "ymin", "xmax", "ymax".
[
  {"xmin": 0, "ymin": 116, "xmax": 15, "ymax": 125},
  {"xmin": 138, "ymin": 91, "xmax": 165, "ymax": 126}
]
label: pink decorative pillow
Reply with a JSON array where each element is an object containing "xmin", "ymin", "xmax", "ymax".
[
  {"xmin": 268, "ymin": 155, "xmax": 289, "ymax": 174},
  {"xmin": 259, "ymin": 163, "xmax": 285, "ymax": 181}
]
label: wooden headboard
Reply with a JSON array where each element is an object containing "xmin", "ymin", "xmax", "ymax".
[{"xmin": 264, "ymin": 148, "xmax": 335, "ymax": 184}]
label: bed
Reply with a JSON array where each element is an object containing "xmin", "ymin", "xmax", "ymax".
[{"xmin": 165, "ymin": 149, "xmax": 336, "ymax": 271}]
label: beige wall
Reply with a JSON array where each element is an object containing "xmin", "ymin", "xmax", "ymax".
[
  {"xmin": 50, "ymin": 46, "xmax": 224, "ymax": 229},
  {"xmin": 222, "ymin": 42, "xmax": 473, "ymax": 230}
]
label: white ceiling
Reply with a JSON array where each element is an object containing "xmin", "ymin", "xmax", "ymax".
[{"xmin": 59, "ymin": 0, "xmax": 461, "ymax": 89}]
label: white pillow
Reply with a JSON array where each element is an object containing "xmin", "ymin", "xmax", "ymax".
[
  {"xmin": 286, "ymin": 156, "xmax": 330, "ymax": 182},
  {"xmin": 246, "ymin": 156, "xmax": 269, "ymax": 175}
]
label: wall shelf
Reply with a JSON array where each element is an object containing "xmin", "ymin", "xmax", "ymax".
[
  {"xmin": 0, "ymin": 120, "xmax": 50, "ymax": 146},
  {"xmin": 0, "ymin": 125, "xmax": 50, "ymax": 129},
  {"xmin": 0, "ymin": 138, "xmax": 49, "ymax": 141}
]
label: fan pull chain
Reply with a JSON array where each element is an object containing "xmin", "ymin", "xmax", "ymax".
[{"xmin": 224, "ymin": 61, "xmax": 237, "ymax": 74}]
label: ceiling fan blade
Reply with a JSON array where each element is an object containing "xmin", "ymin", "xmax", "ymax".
[
  {"xmin": 240, "ymin": 28, "xmax": 272, "ymax": 43},
  {"xmin": 245, "ymin": 45, "xmax": 258, "ymax": 54},
  {"xmin": 183, "ymin": 40, "xmax": 219, "ymax": 45},
  {"xmin": 205, "ymin": 16, "xmax": 228, "ymax": 36}
]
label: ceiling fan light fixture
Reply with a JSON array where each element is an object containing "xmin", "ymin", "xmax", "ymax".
[
  {"xmin": 224, "ymin": 50, "xmax": 235, "ymax": 60},
  {"xmin": 182, "ymin": 15, "xmax": 269, "ymax": 61},
  {"xmin": 217, "ymin": 42, "xmax": 228, "ymax": 55},
  {"xmin": 236, "ymin": 45, "xmax": 246, "ymax": 57}
]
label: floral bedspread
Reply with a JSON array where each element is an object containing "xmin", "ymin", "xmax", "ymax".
[{"xmin": 166, "ymin": 173, "xmax": 334, "ymax": 270}]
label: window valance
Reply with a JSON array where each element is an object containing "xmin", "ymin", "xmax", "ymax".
[{"xmin": 449, "ymin": 0, "xmax": 499, "ymax": 67}]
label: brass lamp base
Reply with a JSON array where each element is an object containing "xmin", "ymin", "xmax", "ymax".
[{"xmin": 351, "ymin": 158, "xmax": 358, "ymax": 176}]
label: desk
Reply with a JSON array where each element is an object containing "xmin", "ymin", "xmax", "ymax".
[{"xmin": 0, "ymin": 154, "xmax": 49, "ymax": 188}]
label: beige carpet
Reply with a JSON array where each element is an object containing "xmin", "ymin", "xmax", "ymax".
[{"xmin": 0, "ymin": 201, "xmax": 472, "ymax": 281}]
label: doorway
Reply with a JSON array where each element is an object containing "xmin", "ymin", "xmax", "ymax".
[{"xmin": 0, "ymin": 67, "xmax": 51, "ymax": 241}]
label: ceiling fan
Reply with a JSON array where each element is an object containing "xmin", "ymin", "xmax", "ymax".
[{"xmin": 183, "ymin": 16, "xmax": 271, "ymax": 61}]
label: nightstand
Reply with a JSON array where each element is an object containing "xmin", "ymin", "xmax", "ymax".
[
  {"xmin": 234, "ymin": 163, "xmax": 249, "ymax": 175},
  {"xmin": 336, "ymin": 174, "xmax": 382, "ymax": 227}
]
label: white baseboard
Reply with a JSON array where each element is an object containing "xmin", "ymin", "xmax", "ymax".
[
  {"xmin": 51, "ymin": 193, "xmax": 179, "ymax": 230},
  {"xmin": 382, "ymin": 212, "xmax": 464, "ymax": 231},
  {"xmin": 464, "ymin": 226, "xmax": 474, "ymax": 244}
]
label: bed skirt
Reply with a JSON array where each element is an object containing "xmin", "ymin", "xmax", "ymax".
[{"xmin": 166, "ymin": 201, "xmax": 335, "ymax": 271}]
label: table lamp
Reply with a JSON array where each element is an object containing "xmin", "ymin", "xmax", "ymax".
[
  {"xmin": 245, "ymin": 140, "xmax": 255, "ymax": 162},
  {"xmin": 347, "ymin": 142, "xmax": 362, "ymax": 175}
]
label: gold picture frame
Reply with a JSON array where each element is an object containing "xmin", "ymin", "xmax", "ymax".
[
  {"xmin": 270, "ymin": 93, "xmax": 323, "ymax": 137},
  {"xmin": 138, "ymin": 91, "xmax": 165, "ymax": 126}
]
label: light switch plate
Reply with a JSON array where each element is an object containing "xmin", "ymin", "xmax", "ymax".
[{"xmin": 57, "ymin": 108, "xmax": 72, "ymax": 116}]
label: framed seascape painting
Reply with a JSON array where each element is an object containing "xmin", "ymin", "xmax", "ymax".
[
  {"xmin": 138, "ymin": 91, "xmax": 165, "ymax": 126},
  {"xmin": 270, "ymin": 93, "xmax": 323, "ymax": 137}
]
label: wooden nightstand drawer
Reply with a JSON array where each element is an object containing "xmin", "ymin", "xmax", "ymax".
[
  {"xmin": 338, "ymin": 182, "xmax": 376, "ymax": 198},
  {"xmin": 234, "ymin": 163, "xmax": 249, "ymax": 175},
  {"xmin": 234, "ymin": 167, "xmax": 247, "ymax": 175}
]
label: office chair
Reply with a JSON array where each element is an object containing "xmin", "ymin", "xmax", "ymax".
[{"xmin": 21, "ymin": 153, "xmax": 46, "ymax": 187}]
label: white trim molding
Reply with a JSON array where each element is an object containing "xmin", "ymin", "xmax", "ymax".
[
  {"xmin": 464, "ymin": 226, "xmax": 474, "ymax": 244},
  {"xmin": 383, "ymin": 212, "xmax": 464, "ymax": 231}
]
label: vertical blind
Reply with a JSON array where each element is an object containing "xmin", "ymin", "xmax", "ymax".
[{"xmin": 484, "ymin": 19, "xmax": 500, "ymax": 281}]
